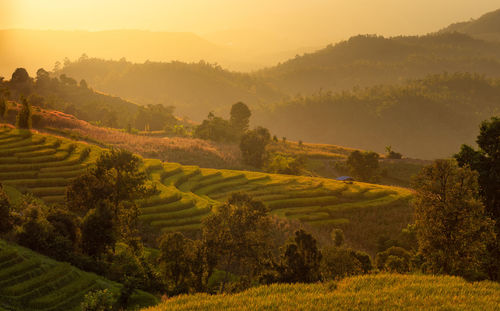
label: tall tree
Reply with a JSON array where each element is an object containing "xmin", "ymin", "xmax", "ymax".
[
  {"xmin": 10, "ymin": 68, "xmax": 32, "ymax": 96},
  {"xmin": 278, "ymin": 229, "xmax": 322, "ymax": 283},
  {"xmin": 454, "ymin": 116, "xmax": 500, "ymax": 280},
  {"xmin": 0, "ymin": 184, "xmax": 13, "ymax": 234},
  {"xmin": 240, "ymin": 126, "xmax": 271, "ymax": 168},
  {"xmin": 0, "ymin": 95, "xmax": 6, "ymax": 120},
  {"xmin": 455, "ymin": 117, "xmax": 500, "ymax": 227},
  {"xmin": 230, "ymin": 102, "xmax": 251, "ymax": 135},
  {"xmin": 16, "ymin": 96, "xmax": 32, "ymax": 129},
  {"xmin": 202, "ymin": 193, "xmax": 273, "ymax": 292},
  {"xmin": 81, "ymin": 201, "xmax": 116, "ymax": 259},
  {"xmin": 67, "ymin": 149, "xmax": 155, "ymax": 256},
  {"xmin": 412, "ymin": 159, "xmax": 495, "ymax": 279},
  {"xmin": 346, "ymin": 150, "xmax": 380, "ymax": 182},
  {"xmin": 158, "ymin": 232, "xmax": 194, "ymax": 294}
]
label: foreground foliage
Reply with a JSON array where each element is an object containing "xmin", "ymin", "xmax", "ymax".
[{"xmin": 144, "ymin": 274, "xmax": 500, "ymax": 311}]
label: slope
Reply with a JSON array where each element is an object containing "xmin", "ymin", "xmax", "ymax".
[
  {"xmin": 56, "ymin": 58, "xmax": 284, "ymax": 121},
  {"xmin": 0, "ymin": 126, "xmax": 412, "ymax": 253},
  {"xmin": 0, "ymin": 240, "xmax": 157, "ymax": 311},
  {"xmin": 439, "ymin": 8, "xmax": 500, "ymax": 42},
  {"xmin": 144, "ymin": 274, "xmax": 500, "ymax": 311}
]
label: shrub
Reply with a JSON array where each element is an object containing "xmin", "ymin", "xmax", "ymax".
[
  {"xmin": 375, "ymin": 246, "xmax": 411, "ymax": 272},
  {"xmin": 266, "ymin": 153, "xmax": 305, "ymax": 175},
  {"xmin": 81, "ymin": 289, "xmax": 115, "ymax": 311},
  {"xmin": 278, "ymin": 229, "xmax": 322, "ymax": 283},
  {"xmin": 321, "ymin": 247, "xmax": 362, "ymax": 280},
  {"xmin": 240, "ymin": 127, "xmax": 271, "ymax": 168}
]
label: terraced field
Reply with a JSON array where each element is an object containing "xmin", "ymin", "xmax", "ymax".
[
  {"xmin": 0, "ymin": 240, "xmax": 157, "ymax": 311},
  {"xmin": 0, "ymin": 126, "xmax": 100, "ymax": 204},
  {"xmin": 0, "ymin": 126, "xmax": 413, "ymax": 249},
  {"xmin": 140, "ymin": 159, "xmax": 412, "ymax": 236}
]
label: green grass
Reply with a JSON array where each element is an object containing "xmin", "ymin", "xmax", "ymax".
[
  {"xmin": 0, "ymin": 127, "xmax": 99, "ymax": 204},
  {"xmin": 0, "ymin": 239, "xmax": 157, "ymax": 311},
  {"xmin": 143, "ymin": 274, "xmax": 500, "ymax": 311},
  {"xmin": 1, "ymin": 126, "xmax": 413, "ymax": 253}
]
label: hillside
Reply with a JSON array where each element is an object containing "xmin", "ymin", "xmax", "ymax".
[
  {"xmin": 0, "ymin": 29, "xmax": 225, "ymax": 79},
  {"xmin": 57, "ymin": 32, "xmax": 500, "ymax": 120},
  {"xmin": 2, "ymin": 104, "xmax": 423, "ymax": 185},
  {"xmin": 0, "ymin": 126, "xmax": 412, "ymax": 253},
  {"xmin": 56, "ymin": 58, "xmax": 284, "ymax": 121},
  {"xmin": 0, "ymin": 239, "xmax": 157, "ymax": 311},
  {"xmin": 55, "ymin": 33, "xmax": 500, "ymax": 159},
  {"xmin": 258, "ymin": 32, "xmax": 500, "ymax": 95},
  {"xmin": 258, "ymin": 73, "xmax": 500, "ymax": 159},
  {"xmin": 144, "ymin": 274, "xmax": 500, "ymax": 311},
  {"xmin": 439, "ymin": 9, "xmax": 500, "ymax": 42}
]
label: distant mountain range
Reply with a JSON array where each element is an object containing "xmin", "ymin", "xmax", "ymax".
[
  {"xmin": 439, "ymin": 8, "xmax": 500, "ymax": 41},
  {"xmin": 0, "ymin": 28, "xmax": 319, "ymax": 78},
  {"xmin": 4, "ymin": 8, "xmax": 500, "ymax": 159}
]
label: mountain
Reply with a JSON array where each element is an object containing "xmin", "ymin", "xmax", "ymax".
[
  {"xmin": 0, "ymin": 29, "xmax": 323, "ymax": 78},
  {"xmin": 439, "ymin": 8, "xmax": 500, "ymax": 42},
  {"xmin": 0, "ymin": 29, "xmax": 233, "ymax": 78},
  {"xmin": 257, "ymin": 73, "xmax": 500, "ymax": 159},
  {"xmin": 258, "ymin": 32, "xmax": 500, "ymax": 95},
  {"xmin": 55, "ymin": 58, "xmax": 285, "ymax": 121}
]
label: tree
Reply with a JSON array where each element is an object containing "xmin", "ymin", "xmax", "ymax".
[
  {"xmin": 375, "ymin": 246, "xmax": 411, "ymax": 272},
  {"xmin": 240, "ymin": 127, "xmax": 271, "ymax": 168},
  {"xmin": 80, "ymin": 79, "xmax": 89, "ymax": 89},
  {"xmin": 16, "ymin": 96, "xmax": 32, "ymax": 129},
  {"xmin": 346, "ymin": 150, "xmax": 380, "ymax": 182},
  {"xmin": 202, "ymin": 193, "xmax": 273, "ymax": 292},
  {"xmin": 331, "ymin": 229, "xmax": 344, "ymax": 247},
  {"xmin": 81, "ymin": 289, "xmax": 115, "ymax": 311},
  {"xmin": 0, "ymin": 95, "xmax": 6, "ymax": 120},
  {"xmin": 266, "ymin": 153, "xmax": 305, "ymax": 175},
  {"xmin": 385, "ymin": 146, "xmax": 402, "ymax": 159},
  {"xmin": 67, "ymin": 149, "xmax": 155, "ymax": 256},
  {"xmin": 67, "ymin": 149, "xmax": 154, "ymax": 215},
  {"xmin": 194, "ymin": 112, "xmax": 235, "ymax": 142},
  {"xmin": 230, "ymin": 102, "xmax": 251, "ymax": 135},
  {"xmin": 455, "ymin": 117, "xmax": 500, "ymax": 228},
  {"xmin": 11, "ymin": 68, "xmax": 30, "ymax": 84},
  {"xmin": 278, "ymin": 229, "xmax": 322, "ymax": 283},
  {"xmin": 321, "ymin": 247, "xmax": 362, "ymax": 280},
  {"xmin": 158, "ymin": 232, "xmax": 194, "ymax": 294},
  {"xmin": 412, "ymin": 159, "xmax": 495, "ymax": 279},
  {"xmin": 0, "ymin": 184, "xmax": 13, "ymax": 234},
  {"xmin": 35, "ymin": 68, "xmax": 51, "ymax": 89},
  {"xmin": 454, "ymin": 117, "xmax": 500, "ymax": 280},
  {"xmin": 81, "ymin": 202, "xmax": 116, "ymax": 258},
  {"xmin": 10, "ymin": 68, "xmax": 32, "ymax": 96}
]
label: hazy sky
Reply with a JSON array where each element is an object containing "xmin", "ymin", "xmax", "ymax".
[{"xmin": 1, "ymin": 0, "xmax": 499, "ymax": 45}]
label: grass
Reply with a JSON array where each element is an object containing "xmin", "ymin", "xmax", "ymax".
[
  {"xmin": 143, "ymin": 274, "xmax": 500, "ymax": 311},
  {"xmin": 0, "ymin": 126, "xmax": 413, "ymax": 253},
  {"xmin": 0, "ymin": 126, "xmax": 100, "ymax": 204},
  {"xmin": 0, "ymin": 239, "xmax": 158, "ymax": 311}
]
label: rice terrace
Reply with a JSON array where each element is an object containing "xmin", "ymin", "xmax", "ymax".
[
  {"xmin": 0, "ymin": 126, "xmax": 412, "ymax": 252},
  {"xmin": 1, "ymin": 1, "xmax": 500, "ymax": 310}
]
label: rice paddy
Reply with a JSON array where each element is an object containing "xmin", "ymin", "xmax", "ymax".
[
  {"xmin": 0, "ymin": 240, "xmax": 157, "ymax": 311},
  {"xmin": 0, "ymin": 126, "xmax": 412, "ymax": 240}
]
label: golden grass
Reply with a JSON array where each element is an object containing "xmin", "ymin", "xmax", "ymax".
[{"xmin": 144, "ymin": 274, "xmax": 500, "ymax": 311}]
